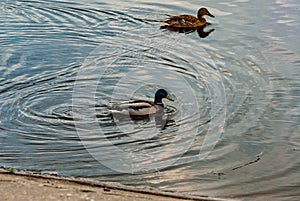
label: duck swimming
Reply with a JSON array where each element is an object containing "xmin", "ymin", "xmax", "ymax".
[
  {"xmin": 163, "ymin": 7, "xmax": 214, "ymax": 28},
  {"xmin": 110, "ymin": 89, "xmax": 174, "ymax": 117}
]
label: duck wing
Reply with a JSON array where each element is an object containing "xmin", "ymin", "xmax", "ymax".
[
  {"xmin": 111, "ymin": 100, "xmax": 157, "ymax": 116},
  {"xmin": 113, "ymin": 100, "xmax": 152, "ymax": 109},
  {"xmin": 164, "ymin": 15, "xmax": 201, "ymax": 28},
  {"xmin": 175, "ymin": 15, "xmax": 199, "ymax": 22},
  {"xmin": 166, "ymin": 15, "xmax": 198, "ymax": 22}
]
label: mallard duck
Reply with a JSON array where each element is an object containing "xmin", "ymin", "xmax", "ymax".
[
  {"xmin": 111, "ymin": 89, "xmax": 174, "ymax": 117},
  {"xmin": 163, "ymin": 7, "xmax": 214, "ymax": 28}
]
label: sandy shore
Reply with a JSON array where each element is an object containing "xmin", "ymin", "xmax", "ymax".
[{"xmin": 0, "ymin": 168, "xmax": 231, "ymax": 201}]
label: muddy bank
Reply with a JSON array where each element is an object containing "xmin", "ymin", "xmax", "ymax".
[{"xmin": 0, "ymin": 168, "xmax": 231, "ymax": 201}]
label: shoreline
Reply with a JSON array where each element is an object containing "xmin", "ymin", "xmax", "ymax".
[{"xmin": 0, "ymin": 168, "xmax": 233, "ymax": 201}]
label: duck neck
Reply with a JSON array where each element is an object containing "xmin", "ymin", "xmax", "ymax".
[
  {"xmin": 154, "ymin": 97, "xmax": 164, "ymax": 106},
  {"xmin": 197, "ymin": 15, "xmax": 206, "ymax": 22}
]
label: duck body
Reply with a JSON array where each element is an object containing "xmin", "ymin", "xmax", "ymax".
[
  {"xmin": 110, "ymin": 89, "xmax": 174, "ymax": 117},
  {"xmin": 163, "ymin": 8, "xmax": 214, "ymax": 28},
  {"xmin": 112, "ymin": 100, "xmax": 162, "ymax": 116}
]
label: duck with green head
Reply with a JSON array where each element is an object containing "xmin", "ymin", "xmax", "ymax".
[
  {"xmin": 111, "ymin": 89, "xmax": 174, "ymax": 117},
  {"xmin": 163, "ymin": 8, "xmax": 214, "ymax": 28}
]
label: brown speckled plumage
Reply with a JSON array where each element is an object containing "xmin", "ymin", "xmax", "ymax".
[{"xmin": 163, "ymin": 8, "xmax": 214, "ymax": 28}]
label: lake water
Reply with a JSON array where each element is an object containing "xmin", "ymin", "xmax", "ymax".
[{"xmin": 0, "ymin": 0, "xmax": 299, "ymax": 200}]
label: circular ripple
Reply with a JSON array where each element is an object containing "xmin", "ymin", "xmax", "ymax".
[{"xmin": 72, "ymin": 27, "xmax": 226, "ymax": 173}]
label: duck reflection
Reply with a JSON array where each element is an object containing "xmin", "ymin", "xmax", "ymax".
[
  {"xmin": 153, "ymin": 106, "xmax": 175, "ymax": 130},
  {"xmin": 160, "ymin": 24, "xmax": 215, "ymax": 38},
  {"xmin": 111, "ymin": 105, "xmax": 175, "ymax": 131}
]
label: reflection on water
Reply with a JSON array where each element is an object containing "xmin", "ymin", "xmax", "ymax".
[
  {"xmin": 160, "ymin": 24, "xmax": 215, "ymax": 38},
  {"xmin": 0, "ymin": 0, "xmax": 299, "ymax": 200}
]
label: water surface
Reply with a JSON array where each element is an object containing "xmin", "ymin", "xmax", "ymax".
[{"xmin": 0, "ymin": 0, "xmax": 299, "ymax": 200}]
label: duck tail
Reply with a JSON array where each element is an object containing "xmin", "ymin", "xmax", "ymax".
[
  {"xmin": 164, "ymin": 14, "xmax": 173, "ymax": 17},
  {"xmin": 159, "ymin": 14, "xmax": 174, "ymax": 23}
]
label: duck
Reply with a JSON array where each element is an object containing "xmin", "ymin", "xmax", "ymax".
[
  {"xmin": 163, "ymin": 7, "xmax": 214, "ymax": 28},
  {"xmin": 110, "ymin": 89, "xmax": 174, "ymax": 117}
]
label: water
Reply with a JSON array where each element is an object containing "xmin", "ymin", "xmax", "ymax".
[{"xmin": 0, "ymin": 0, "xmax": 299, "ymax": 200}]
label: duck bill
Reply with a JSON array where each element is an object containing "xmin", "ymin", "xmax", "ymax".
[
  {"xmin": 166, "ymin": 94, "xmax": 174, "ymax": 101},
  {"xmin": 208, "ymin": 12, "xmax": 215, "ymax": 18}
]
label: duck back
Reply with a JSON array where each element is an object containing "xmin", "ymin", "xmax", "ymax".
[{"xmin": 164, "ymin": 15, "xmax": 206, "ymax": 28}]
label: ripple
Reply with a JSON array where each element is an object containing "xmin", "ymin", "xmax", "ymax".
[
  {"xmin": 71, "ymin": 26, "xmax": 227, "ymax": 173},
  {"xmin": 1, "ymin": 0, "xmax": 299, "ymax": 199},
  {"xmin": 0, "ymin": 0, "xmax": 152, "ymax": 47}
]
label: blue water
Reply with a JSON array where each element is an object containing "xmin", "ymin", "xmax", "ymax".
[{"xmin": 0, "ymin": 0, "xmax": 299, "ymax": 200}]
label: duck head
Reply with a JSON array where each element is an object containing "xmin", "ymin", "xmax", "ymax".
[
  {"xmin": 197, "ymin": 8, "xmax": 214, "ymax": 19},
  {"xmin": 154, "ymin": 89, "xmax": 174, "ymax": 104}
]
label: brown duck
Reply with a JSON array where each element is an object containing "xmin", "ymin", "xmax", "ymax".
[{"xmin": 163, "ymin": 8, "xmax": 214, "ymax": 28}]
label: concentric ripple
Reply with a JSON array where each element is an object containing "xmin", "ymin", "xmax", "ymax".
[
  {"xmin": 1, "ymin": 0, "xmax": 299, "ymax": 200},
  {"xmin": 72, "ymin": 27, "xmax": 226, "ymax": 173}
]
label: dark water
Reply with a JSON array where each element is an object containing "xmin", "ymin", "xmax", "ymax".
[{"xmin": 0, "ymin": 0, "xmax": 299, "ymax": 200}]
